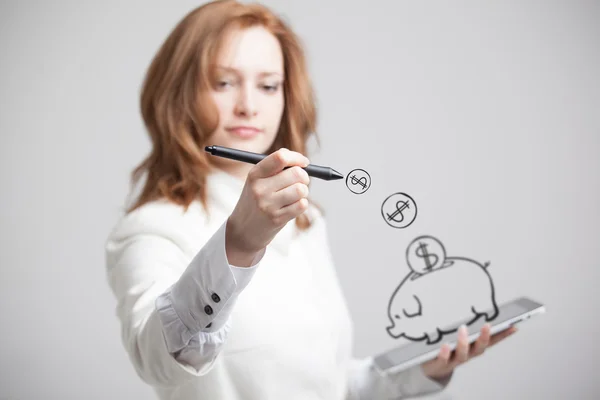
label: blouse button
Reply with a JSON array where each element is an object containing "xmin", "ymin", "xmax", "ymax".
[
  {"xmin": 211, "ymin": 293, "xmax": 221, "ymax": 303},
  {"xmin": 204, "ymin": 305, "xmax": 213, "ymax": 315}
]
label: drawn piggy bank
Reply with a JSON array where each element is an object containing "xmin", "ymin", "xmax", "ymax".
[{"xmin": 386, "ymin": 236, "xmax": 498, "ymax": 344}]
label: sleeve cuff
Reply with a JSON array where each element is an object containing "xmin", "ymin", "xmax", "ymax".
[
  {"xmin": 366, "ymin": 356, "xmax": 451, "ymax": 398},
  {"xmin": 155, "ymin": 284, "xmax": 238, "ymax": 355},
  {"xmin": 169, "ymin": 220, "xmax": 234, "ymax": 334},
  {"xmin": 157, "ymin": 220, "xmax": 265, "ymax": 353},
  {"xmin": 156, "ymin": 286, "xmax": 195, "ymax": 354},
  {"xmin": 229, "ymin": 258, "xmax": 261, "ymax": 289},
  {"xmin": 392, "ymin": 364, "xmax": 450, "ymax": 395}
]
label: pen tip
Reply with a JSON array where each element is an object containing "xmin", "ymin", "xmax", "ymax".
[
  {"xmin": 205, "ymin": 146, "xmax": 213, "ymax": 153},
  {"xmin": 331, "ymin": 168, "xmax": 344, "ymax": 180}
]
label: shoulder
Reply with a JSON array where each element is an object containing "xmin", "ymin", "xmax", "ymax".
[{"xmin": 105, "ymin": 198, "xmax": 213, "ymax": 256}]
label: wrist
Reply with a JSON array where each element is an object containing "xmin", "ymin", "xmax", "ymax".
[{"xmin": 225, "ymin": 217, "xmax": 263, "ymax": 267}]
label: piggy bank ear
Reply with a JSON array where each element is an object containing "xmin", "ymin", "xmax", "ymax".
[{"xmin": 402, "ymin": 294, "xmax": 423, "ymax": 318}]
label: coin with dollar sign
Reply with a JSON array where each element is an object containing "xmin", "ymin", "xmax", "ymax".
[
  {"xmin": 405, "ymin": 235, "xmax": 447, "ymax": 275},
  {"xmin": 381, "ymin": 192, "xmax": 417, "ymax": 228},
  {"xmin": 345, "ymin": 168, "xmax": 371, "ymax": 194}
]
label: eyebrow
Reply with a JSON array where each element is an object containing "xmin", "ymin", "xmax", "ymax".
[{"xmin": 215, "ymin": 65, "xmax": 283, "ymax": 78}]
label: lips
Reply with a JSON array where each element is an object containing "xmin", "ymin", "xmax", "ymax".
[{"xmin": 226, "ymin": 126, "xmax": 262, "ymax": 139}]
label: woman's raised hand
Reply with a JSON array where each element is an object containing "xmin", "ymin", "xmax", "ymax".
[{"xmin": 225, "ymin": 148, "xmax": 310, "ymax": 266}]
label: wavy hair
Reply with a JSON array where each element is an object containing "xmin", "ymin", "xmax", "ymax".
[{"xmin": 127, "ymin": 0, "xmax": 320, "ymax": 230}]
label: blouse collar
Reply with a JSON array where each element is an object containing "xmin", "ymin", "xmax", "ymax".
[{"xmin": 206, "ymin": 169, "xmax": 297, "ymax": 256}]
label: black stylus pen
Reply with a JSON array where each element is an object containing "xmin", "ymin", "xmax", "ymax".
[{"xmin": 205, "ymin": 145, "xmax": 344, "ymax": 181}]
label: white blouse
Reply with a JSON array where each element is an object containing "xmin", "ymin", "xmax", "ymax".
[{"xmin": 104, "ymin": 169, "xmax": 449, "ymax": 399}]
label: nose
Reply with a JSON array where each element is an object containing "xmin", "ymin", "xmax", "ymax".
[{"xmin": 234, "ymin": 85, "xmax": 258, "ymax": 117}]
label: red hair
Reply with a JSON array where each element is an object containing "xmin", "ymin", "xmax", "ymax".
[{"xmin": 127, "ymin": 0, "xmax": 321, "ymax": 230}]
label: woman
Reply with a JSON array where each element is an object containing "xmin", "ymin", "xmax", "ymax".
[{"xmin": 104, "ymin": 1, "xmax": 516, "ymax": 399}]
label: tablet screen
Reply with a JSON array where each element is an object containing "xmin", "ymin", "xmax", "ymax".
[{"xmin": 373, "ymin": 298, "xmax": 542, "ymax": 371}]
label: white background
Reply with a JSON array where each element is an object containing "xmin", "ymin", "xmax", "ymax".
[{"xmin": 1, "ymin": 1, "xmax": 599, "ymax": 399}]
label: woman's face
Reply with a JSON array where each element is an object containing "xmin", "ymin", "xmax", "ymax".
[{"xmin": 207, "ymin": 26, "xmax": 285, "ymax": 178}]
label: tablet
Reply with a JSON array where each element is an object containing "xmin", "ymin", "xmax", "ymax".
[{"xmin": 372, "ymin": 296, "xmax": 545, "ymax": 375}]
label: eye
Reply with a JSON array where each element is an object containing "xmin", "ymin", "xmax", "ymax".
[
  {"xmin": 261, "ymin": 83, "xmax": 280, "ymax": 93},
  {"xmin": 217, "ymin": 80, "xmax": 233, "ymax": 88},
  {"xmin": 394, "ymin": 314, "xmax": 401, "ymax": 319},
  {"xmin": 214, "ymin": 76, "xmax": 237, "ymax": 90}
]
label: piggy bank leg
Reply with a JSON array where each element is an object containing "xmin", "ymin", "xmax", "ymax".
[
  {"xmin": 472, "ymin": 275, "xmax": 500, "ymax": 321},
  {"xmin": 472, "ymin": 295, "xmax": 499, "ymax": 321},
  {"xmin": 426, "ymin": 328, "xmax": 444, "ymax": 345}
]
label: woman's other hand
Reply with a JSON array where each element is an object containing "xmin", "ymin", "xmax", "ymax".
[
  {"xmin": 226, "ymin": 148, "xmax": 310, "ymax": 266},
  {"xmin": 422, "ymin": 323, "xmax": 518, "ymax": 383}
]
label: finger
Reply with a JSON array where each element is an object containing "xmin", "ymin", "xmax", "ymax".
[
  {"xmin": 470, "ymin": 324, "xmax": 491, "ymax": 357},
  {"xmin": 423, "ymin": 343, "xmax": 452, "ymax": 375},
  {"xmin": 252, "ymin": 148, "xmax": 309, "ymax": 179},
  {"xmin": 436, "ymin": 343, "xmax": 453, "ymax": 366},
  {"xmin": 450, "ymin": 325, "xmax": 470, "ymax": 367},
  {"xmin": 272, "ymin": 182, "xmax": 309, "ymax": 209},
  {"xmin": 489, "ymin": 325, "xmax": 518, "ymax": 347},
  {"xmin": 277, "ymin": 197, "xmax": 309, "ymax": 220},
  {"xmin": 264, "ymin": 165, "xmax": 310, "ymax": 193}
]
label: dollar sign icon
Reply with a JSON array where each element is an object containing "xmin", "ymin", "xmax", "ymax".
[
  {"xmin": 415, "ymin": 242, "xmax": 438, "ymax": 271},
  {"xmin": 406, "ymin": 236, "xmax": 446, "ymax": 274},
  {"xmin": 386, "ymin": 200, "xmax": 410, "ymax": 223},
  {"xmin": 346, "ymin": 169, "xmax": 371, "ymax": 194},
  {"xmin": 350, "ymin": 175, "xmax": 367, "ymax": 189},
  {"xmin": 381, "ymin": 192, "xmax": 417, "ymax": 228}
]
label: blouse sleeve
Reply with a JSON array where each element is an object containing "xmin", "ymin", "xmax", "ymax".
[
  {"xmin": 345, "ymin": 356, "xmax": 451, "ymax": 399},
  {"xmin": 156, "ymin": 226, "xmax": 262, "ymax": 369},
  {"xmin": 105, "ymin": 217, "xmax": 264, "ymax": 388}
]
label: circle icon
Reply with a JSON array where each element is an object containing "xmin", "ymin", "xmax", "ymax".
[
  {"xmin": 381, "ymin": 192, "xmax": 417, "ymax": 229},
  {"xmin": 406, "ymin": 235, "xmax": 446, "ymax": 274},
  {"xmin": 346, "ymin": 169, "xmax": 371, "ymax": 194}
]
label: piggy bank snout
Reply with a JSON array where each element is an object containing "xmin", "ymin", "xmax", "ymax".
[{"xmin": 386, "ymin": 322, "xmax": 404, "ymax": 338}]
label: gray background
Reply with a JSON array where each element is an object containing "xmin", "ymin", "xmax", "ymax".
[{"xmin": 1, "ymin": 0, "xmax": 599, "ymax": 399}]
